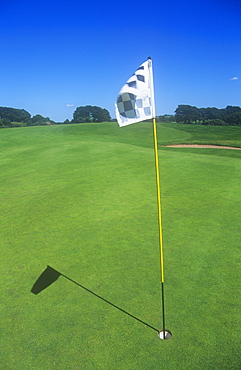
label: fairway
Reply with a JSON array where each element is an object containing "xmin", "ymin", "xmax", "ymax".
[{"xmin": 1, "ymin": 122, "xmax": 240, "ymax": 369}]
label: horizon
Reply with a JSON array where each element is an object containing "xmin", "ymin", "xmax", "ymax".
[{"xmin": 1, "ymin": 104, "xmax": 241, "ymax": 123}]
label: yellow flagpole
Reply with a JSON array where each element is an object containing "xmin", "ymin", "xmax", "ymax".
[
  {"xmin": 148, "ymin": 57, "xmax": 165, "ymax": 284},
  {"xmin": 148, "ymin": 58, "xmax": 170, "ymax": 338},
  {"xmin": 152, "ymin": 116, "xmax": 169, "ymax": 339},
  {"xmin": 152, "ymin": 117, "xmax": 165, "ymax": 284}
]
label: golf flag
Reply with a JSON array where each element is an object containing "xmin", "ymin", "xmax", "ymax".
[
  {"xmin": 31, "ymin": 266, "xmax": 61, "ymax": 295},
  {"xmin": 115, "ymin": 58, "xmax": 155, "ymax": 126},
  {"xmin": 115, "ymin": 59, "xmax": 170, "ymax": 337}
]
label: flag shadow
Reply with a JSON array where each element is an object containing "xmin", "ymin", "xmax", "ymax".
[{"xmin": 31, "ymin": 266, "xmax": 159, "ymax": 333}]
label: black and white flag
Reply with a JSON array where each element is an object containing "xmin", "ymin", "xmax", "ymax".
[{"xmin": 115, "ymin": 59, "xmax": 155, "ymax": 126}]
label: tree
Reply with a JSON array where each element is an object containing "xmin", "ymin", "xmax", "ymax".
[
  {"xmin": 29, "ymin": 114, "xmax": 52, "ymax": 126},
  {"xmin": 175, "ymin": 105, "xmax": 241, "ymax": 126},
  {"xmin": 225, "ymin": 105, "xmax": 241, "ymax": 114},
  {"xmin": 225, "ymin": 112, "xmax": 241, "ymax": 126},
  {"xmin": 73, "ymin": 105, "xmax": 111, "ymax": 123},
  {"xmin": 0, "ymin": 118, "xmax": 11, "ymax": 127},
  {"xmin": 175, "ymin": 105, "xmax": 202, "ymax": 124},
  {"xmin": 32, "ymin": 114, "xmax": 46, "ymax": 123},
  {"xmin": 199, "ymin": 107, "xmax": 225, "ymax": 122},
  {"xmin": 0, "ymin": 107, "xmax": 31, "ymax": 122}
]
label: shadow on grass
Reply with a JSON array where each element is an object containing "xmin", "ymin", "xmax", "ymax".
[{"xmin": 31, "ymin": 265, "xmax": 159, "ymax": 333}]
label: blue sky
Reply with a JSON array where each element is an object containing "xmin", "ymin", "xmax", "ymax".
[{"xmin": 0, "ymin": 0, "xmax": 240, "ymax": 121}]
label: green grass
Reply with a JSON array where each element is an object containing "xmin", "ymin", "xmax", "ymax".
[
  {"xmin": 1, "ymin": 122, "xmax": 241, "ymax": 369},
  {"xmin": 157, "ymin": 121, "xmax": 241, "ymax": 147}
]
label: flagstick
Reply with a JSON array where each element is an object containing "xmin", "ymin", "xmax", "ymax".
[
  {"xmin": 116, "ymin": 57, "xmax": 171, "ymax": 339},
  {"xmin": 152, "ymin": 116, "xmax": 166, "ymax": 339}
]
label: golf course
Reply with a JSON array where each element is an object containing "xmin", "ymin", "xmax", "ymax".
[{"xmin": 1, "ymin": 121, "xmax": 240, "ymax": 369}]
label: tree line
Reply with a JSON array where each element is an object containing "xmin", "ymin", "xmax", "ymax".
[
  {"xmin": 0, "ymin": 107, "xmax": 55, "ymax": 128},
  {"xmin": 0, "ymin": 105, "xmax": 112, "ymax": 128},
  {"xmin": 174, "ymin": 105, "xmax": 241, "ymax": 126},
  {"xmin": 1, "ymin": 104, "xmax": 241, "ymax": 128},
  {"xmin": 72, "ymin": 105, "xmax": 111, "ymax": 123}
]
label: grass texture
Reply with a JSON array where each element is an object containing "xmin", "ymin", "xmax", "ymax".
[{"xmin": 1, "ymin": 122, "xmax": 240, "ymax": 369}]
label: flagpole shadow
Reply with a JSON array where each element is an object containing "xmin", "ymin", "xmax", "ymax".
[{"xmin": 31, "ymin": 265, "xmax": 159, "ymax": 333}]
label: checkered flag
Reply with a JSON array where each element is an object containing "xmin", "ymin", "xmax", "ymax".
[{"xmin": 115, "ymin": 58, "xmax": 155, "ymax": 126}]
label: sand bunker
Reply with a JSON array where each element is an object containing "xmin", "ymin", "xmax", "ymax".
[{"xmin": 163, "ymin": 144, "xmax": 241, "ymax": 150}]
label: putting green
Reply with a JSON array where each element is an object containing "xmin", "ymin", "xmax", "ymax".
[{"xmin": 1, "ymin": 122, "xmax": 240, "ymax": 369}]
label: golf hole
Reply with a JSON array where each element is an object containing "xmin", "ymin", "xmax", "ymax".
[{"xmin": 158, "ymin": 330, "xmax": 172, "ymax": 340}]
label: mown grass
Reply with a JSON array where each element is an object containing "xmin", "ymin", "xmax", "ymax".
[{"xmin": 1, "ymin": 122, "xmax": 240, "ymax": 369}]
